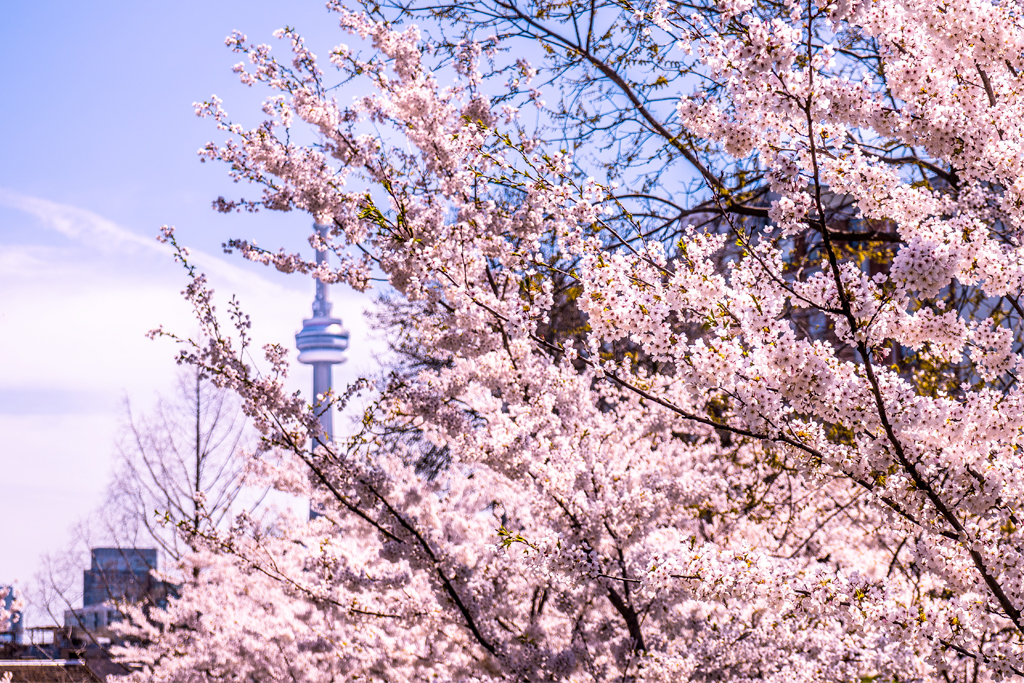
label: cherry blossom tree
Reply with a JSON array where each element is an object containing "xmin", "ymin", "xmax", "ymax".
[{"xmin": 119, "ymin": 0, "xmax": 1024, "ymax": 679}]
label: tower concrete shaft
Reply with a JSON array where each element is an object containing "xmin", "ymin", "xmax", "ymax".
[
  {"xmin": 312, "ymin": 363, "xmax": 333, "ymax": 442},
  {"xmin": 295, "ymin": 223, "xmax": 349, "ymax": 450}
]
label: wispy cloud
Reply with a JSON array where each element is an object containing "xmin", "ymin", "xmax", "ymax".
[
  {"xmin": 0, "ymin": 187, "xmax": 377, "ymax": 394},
  {"xmin": 0, "ymin": 187, "xmax": 294, "ymax": 297},
  {"xmin": 0, "ymin": 187, "xmax": 322, "ymax": 398},
  {"xmin": 0, "ymin": 188, "xmax": 167, "ymax": 254}
]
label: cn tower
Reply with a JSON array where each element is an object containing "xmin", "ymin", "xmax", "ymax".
[{"xmin": 295, "ymin": 223, "xmax": 349, "ymax": 448}]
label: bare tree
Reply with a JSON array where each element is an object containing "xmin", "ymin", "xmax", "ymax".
[
  {"xmin": 102, "ymin": 365, "xmax": 258, "ymax": 564},
  {"xmin": 27, "ymin": 365, "xmax": 261, "ymax": 642}
]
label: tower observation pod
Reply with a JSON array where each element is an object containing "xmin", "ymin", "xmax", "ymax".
[{"xmin": 295, "ymin": 223, "xmax": 349, "ymax": 449}]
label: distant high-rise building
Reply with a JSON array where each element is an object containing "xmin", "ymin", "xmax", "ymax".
[
  {"xmin": 60, "ymin": 548, "xmax": 168, "ymax": 681},
  {"xmin": 81, "ymin": 548, "xmax": 160, "ymax": 608},
  {"xmin": 64, "ymin": 548, "xmax": 167, "ymax": 636}
]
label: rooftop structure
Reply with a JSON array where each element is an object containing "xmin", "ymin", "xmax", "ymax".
[
  {"xmin": 1, "ymin": 550, "xmax": 161, "ymax": 680},
  {"xmin": 0, "ymin": 659, "xmax": 101, "ymax": 683}
]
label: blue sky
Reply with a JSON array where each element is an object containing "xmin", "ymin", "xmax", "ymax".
[{"xmin": 0, "ymin": 1, "xmax": 379, "ymax": 604}]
